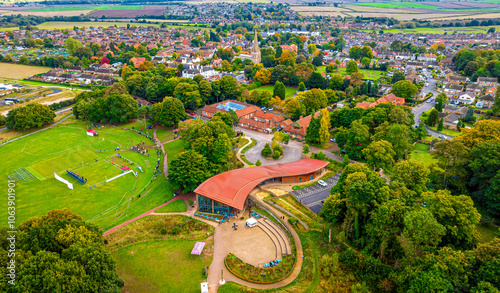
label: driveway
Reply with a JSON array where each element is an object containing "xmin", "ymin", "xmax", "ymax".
[
  {"xmin": 238, "ymin": 128, "xmax": 303, "ymax": 166},
  {"xmin": 290, "ymin": 171, "xmax": 341, "ymax": 214}
]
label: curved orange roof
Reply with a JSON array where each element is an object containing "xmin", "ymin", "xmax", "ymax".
[{"xmin": 194, "ymin": 158, "xmax": 329, "ymax": 210}]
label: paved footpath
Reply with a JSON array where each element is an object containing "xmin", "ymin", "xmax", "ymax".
[{"xmin": 102, "ymin": 193, "xmax": 192, "ymax": 237}]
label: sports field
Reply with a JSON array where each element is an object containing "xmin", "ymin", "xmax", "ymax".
[
  {"xmin": 0, "ymin": 63, "xmax": 50, "ymax": 79},
  {"xmin": 0, "ymin": 122, "xmax": 169, "ymax": 230}
]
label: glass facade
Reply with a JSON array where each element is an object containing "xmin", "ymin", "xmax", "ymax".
[{"xmin": 198, "ymin": 194, "xmax": 233, "ymax": 215}]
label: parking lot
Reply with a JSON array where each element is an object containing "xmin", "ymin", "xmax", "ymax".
[{"xmin": 290, "ymin": 171, "xmax": 342, "ymax": 214}]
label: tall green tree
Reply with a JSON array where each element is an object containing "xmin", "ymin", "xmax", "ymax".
[
  {"xmin": 362, "ymin": 140, "xmax": 395, "ymax": 171},
  {"xmin": 169, "ymin": 150, "xmax": 211, "ymax": 192},
  {"xmin": 273, "ymin": 81, "xmax": 286, "ymax": 100}
]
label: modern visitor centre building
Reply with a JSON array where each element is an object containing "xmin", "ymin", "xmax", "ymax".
[{"xmin": 193, "ymin": 158, "xmax": 328, "ymax": 215}]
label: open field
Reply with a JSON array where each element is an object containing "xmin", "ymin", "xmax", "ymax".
[
  {"xmin": 4, "ymin": 10, "xmax": 92, "ymax": 17},
  {"xmin": 88, "ymin": 9, "xmax": 166, "ymax": 18},
  {"xmin": 35, "ymin": 21, "xmax": 160, "ymax": 29},
  {"xmin": 410, "ymin": 143, "xmax": 438, "ymax": 167},
  {"xmin": 0, "ymin": 121, "xmax": 170, "ymax": 230},
  {"xmin": 24, "ymin": 5, "xmax": 143, "ymax": 12},
  {"xmin": 249, "ymin": 85, "xmax": 297, "ymax": 99},
  {"xmin": 351, "ymin": 2, "xmax": 500, "ymax": 12},
  {"xmin": 429, "ymin": 12, "xmax": 500, "ymax": 20},
  {"xmin": 377, "ymin": 25, "xmax": 500, "ymax": 34},
  {"xmin": 0, "ymin": 63, "xmax": 50, "ymax": 79},
  {"xmin": 113, "ymin": 239, "xmax": 212, "ymax": 292}
]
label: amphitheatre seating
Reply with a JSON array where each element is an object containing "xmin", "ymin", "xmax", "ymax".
[{"xmin": 259, "ymin": 218, "xmax": 292, "ymax": 256}]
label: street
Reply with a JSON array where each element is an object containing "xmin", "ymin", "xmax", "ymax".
[{"xmin": 411, "ymin": 71, "xmax": 453, "ymax": 140}]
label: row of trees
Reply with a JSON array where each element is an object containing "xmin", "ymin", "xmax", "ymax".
[{"xmin": 5, "ymin": 103, "xmax": 55, "ymax": 131}]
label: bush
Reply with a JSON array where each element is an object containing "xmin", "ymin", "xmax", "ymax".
[
  {"xmin": 272, "ymin": 151, "xmax": 280, "ymax": 159},
  {"xmin": 261, "ymin": 143, "xmax": 272, "ymax": 158},
  {"xmin": 160, "ymin": 227, "xmax": 167, "ymax": 235},
  {"xmin": 256, "ymin": 159, "xmax": 262, "ymax": 166},
  {"xmin": 288, "ymin": 217, "xmax": 298, "ymax": 225},
  {"xmin": 170, "ymin": 226, "xmax": 181, "ymax": 235}
]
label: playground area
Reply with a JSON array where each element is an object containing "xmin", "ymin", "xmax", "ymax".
[{"xmin": 0, "ymin": 121, "xmax": 166, "ymax": 229}]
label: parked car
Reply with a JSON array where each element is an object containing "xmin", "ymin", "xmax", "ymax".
[
  {"xmin": 318, "ymin": 180, "xmax": 327, "ymax": 187},
  {"xmin": 329, "ymin": 138, "xmax": 336, "ymax": 142},
  {"xmin": 268, "ymin": 107, "xmax": 274, "ymax": 111},
  {"xmin": 439, "ymin": 134, "xmax": 446, "ymax": 139}
]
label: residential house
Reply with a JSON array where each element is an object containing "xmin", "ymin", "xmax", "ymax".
[
  {"xmin": 444, "ymin": 84, "xmax": 463, "ymax": 95},
  {"xmin": 477, "ymin": 77, "xmax": 498, "ymax": 88},
  {"xmin": 355, "ymin": 93, "xmax": 405, "ymax": 109},
  {"xmin": 476, "ymin": 94, "xmax": 495, "ymax": 109},
  {"xmin": 485, "ymin": 87, "xmax": 497, "ymax": 96},
  {"xmin": 465, "ymin": 84, "xmax": 482, "ymax": 96},
  {"xmin": 450, "ymin": 92, "xmax": 475, "ymax": 105},
  {"xmin": 449, "ymin": 76, "xmax": 467, "ymax": 84}
]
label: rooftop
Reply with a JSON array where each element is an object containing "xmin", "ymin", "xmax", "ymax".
[{"xmin": 194, "ymin": 158, "xmax": 329, "ymax": 210}]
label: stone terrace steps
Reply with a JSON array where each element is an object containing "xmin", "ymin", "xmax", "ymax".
[{"xmin": 257, "ymin": 219, "xmax": 281, "ymax": 259}]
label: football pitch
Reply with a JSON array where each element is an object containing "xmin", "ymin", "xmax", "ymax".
[{"xmin": 0, "ymin": 122, "xmax": 169, "ymax": 230}]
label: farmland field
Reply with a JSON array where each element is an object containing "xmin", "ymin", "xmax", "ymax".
[
  {"xmin": 36, "ymin": 21, "xmax": 160, "ymax": 29},
  {"xmin": 88, "ymin": 9, "xmax": 167, "ymax": 18},
  {"xmin": 378, "ymin": 25, "xmax": 500, "ymax": 35},
  {"xmin": 3, "ymin": 10, "xmax": 93, "ymax": 17},
  {"xmin": 0, "ymin": 63, "xmax": 50, "ymax": 79}
]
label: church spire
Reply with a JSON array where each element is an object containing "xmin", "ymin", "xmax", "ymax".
[{"xmin": 253, "ymin": 31, "xmax": 259, "ymax": 51}]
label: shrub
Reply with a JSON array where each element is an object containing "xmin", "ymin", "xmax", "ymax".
[
  {"xmin": 272, "ymin": 151, "xmax": 280, "ymax": 159},
  {"xmin": 160, "ymin": 227, "xmax": 167, "ymax": 235},
  {"xmin": 288, "ymin": 217, "xmax": 298, "ymax": 225}
]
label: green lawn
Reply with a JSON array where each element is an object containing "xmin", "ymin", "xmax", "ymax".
[
  {"xmin": 318, "ymin": 67, "xmax": 385, "ymax": 81},
  {"xmin": 154, "ymin": 199, "xmax": 187, "ymax": 213},
  {"xmin": 0, "ymin": 121, "xmax": 171, "ymax": 230},
  {"xmin": 155, "ymin": 125, "xmax": 175, "ymax": 143},
  {"xmin": 113, "ymin": 240, "xmax": 212, "ymax": 293},
  {"xmin": 164, "ymin": 139, "xmax": 186, "ymax": 165},
  {"xmin": 410, "ymin": 143, "xmax": 438, "ymax": 167},
  {"xmin": 249, "ymin": 85, "xmax": 297, "ymax": 99},
  {"xmin": 429, "ymin": 126, "xmax": 461, "ymax": 136}
]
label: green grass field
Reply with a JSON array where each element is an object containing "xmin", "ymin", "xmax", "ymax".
[
  {"xmin": 154, "ymin": 199, "xmax": 187, "ymax": 213},
  {"xmin": 35, "ymin": 21, "xmax": 160, "ymax": 30},
  {"xmin": 378, "ymin": 25, "xmax": 500, "ymax": 35},
  {"xmin": 249, "ymin": 85, "xmax": 297, "ymax": 99},
  {"xmin": 0, "ymin": 121, "xmax": 174, "ymax": 230},
  {"xmin": 155, "ymin": 125, "xmax": 176, "ymax": 143},
  {"xmin": 113, "ymin": 240, "xmax": 211, "ymax": 292},
  {"xmin": 317, "ymin": 66, "xmax": 384, "ymax": 81},
  {"xmin": 352, "ymin": 2, "xmax": 500, "ymax": 11},
  {"xmin": 410, "ymin": 143, "xmax": 438, "ymax": 167}
]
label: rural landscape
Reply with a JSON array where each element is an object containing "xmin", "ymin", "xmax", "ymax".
[{"xmin": 0, "ymin": 0, "xmax": 499, "ymax": 292}]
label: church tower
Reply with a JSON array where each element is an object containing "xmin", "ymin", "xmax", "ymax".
[{"xmin": 251, "ymin": 31, "xmax": 261, "ymax": 64}]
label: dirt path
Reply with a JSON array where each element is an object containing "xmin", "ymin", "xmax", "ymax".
[{"xmin": 153, "ymin": 126, "xmax": 171, "ymax": 179}]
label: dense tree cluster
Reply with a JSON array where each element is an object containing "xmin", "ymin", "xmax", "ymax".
[
  {"xmin": 5, "ymin": 103, "xmax": 55, "ymax": 131},
  {"xmin": 169, "ymin": 117, "xmax": 237, "ymax": 192},
  {"xmin": 453, "ymin": 48, "xmax": 500, "ymax": 81},
  {"xmin": 73, "ymin": 87, "xmax": 138, "ymax": 123},
  {"xmin": 331, "ymin": 103, "xmax": 420, "ymax": 161},
  {"xmin": 0, "ymin": 210, "xmax": 123, "ymax": 292}
]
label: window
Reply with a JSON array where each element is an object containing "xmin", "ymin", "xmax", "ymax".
[
  {"xmin": 299, "ymin": 178, "xmax": 302, "ymax": 182},
  {"xmin": 310, "ymin": 175, "xmax": 313, "ymax": 180}
]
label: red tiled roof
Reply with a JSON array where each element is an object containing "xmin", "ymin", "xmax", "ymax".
[{"xmin": 194, "ymin": 159, "xmax": 329, "ymax": 210}]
